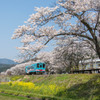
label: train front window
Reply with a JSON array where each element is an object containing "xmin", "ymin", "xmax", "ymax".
[
  {"xmin": 43, "ymin": 64, "xmax": 45, "ymax": 68},
  {"xmin": 40, "ymin": 65, "xmax": 42, "ymax": 68}
]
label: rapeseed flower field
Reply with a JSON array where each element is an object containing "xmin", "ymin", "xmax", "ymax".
[{"xmin": 2, "ymin": 81, "xmax": 64, "ymax": 95}]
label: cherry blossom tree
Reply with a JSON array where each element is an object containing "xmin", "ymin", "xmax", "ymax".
[
  {"xmin": 52, "ymin": 36, "xmax": 97, "ymax": 72},
  {"xmin": 12, "ymin": 0, "xmax": 100, "ymax": 61}
]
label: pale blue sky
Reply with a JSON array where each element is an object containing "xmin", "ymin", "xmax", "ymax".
[{"xmin": 0, "ymin": 0, "xmax": 56, "ymax": 60}]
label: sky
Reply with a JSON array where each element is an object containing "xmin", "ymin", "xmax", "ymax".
[{"xmin": 0, "ymin": 0, "xmax": 56, "ymax": 60}]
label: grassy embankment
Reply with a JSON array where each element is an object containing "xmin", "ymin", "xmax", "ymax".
[
  {"xmin": 0, "ymin": 74, "xmax": 100, "ymax": 100},
  {"xmin": 0, "ymin": 93, "xmax": 32, "ymax": 100}
]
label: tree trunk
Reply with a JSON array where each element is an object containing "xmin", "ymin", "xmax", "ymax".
[
  {"xmin": 96, "ymin": 46, "xmax": 100, "ymax": 58},
  {"xmin": 95, "ymin": 36, "xmax": 100, "ymax": 58}
]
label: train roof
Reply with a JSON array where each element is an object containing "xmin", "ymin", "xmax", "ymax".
[
  {"xmin": 25, "ymin": 62, "xmax": 45, "ymax": 68},
  {"xmin": 32, "ymin": 62, "xmax": 45, "ymax": 64}
]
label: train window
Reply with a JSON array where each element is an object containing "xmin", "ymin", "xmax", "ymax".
[
  {"xmin": 31, "ymin": 66, "xmax": 33, "ymax": 69},
  {"xmin": 37, "ymin": 64, "xmax": 39, "ymax": 68},
  {"xmin": 40, "ymin": 65, "xmax": 42, "ymax": 68},
  {"xmin": 43, "ymin": 64, "xmax": 45, "ymax": 68},
  {"xmin": 28, "ymin": 67, "xmax": 30, "ymax": 70}
]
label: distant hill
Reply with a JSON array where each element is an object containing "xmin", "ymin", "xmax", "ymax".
[
  {"xmin": 0, "ymin": 58, "xmax": 17, "ymax": 65},
  {"xmin": 0, "ymin": 58, "xmax": 17, "ymax": 72},
  {"xmin": 0, "ymin": 64, "xmax": 15, "ymax": 73}
]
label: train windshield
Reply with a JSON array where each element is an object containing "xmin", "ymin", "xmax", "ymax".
[
  {"xmin": 40, "ymin": 65, "xmax": 42, "ymax": 68},
  {"xmin": 43, "ymin": 64, "xmax": 45, "ymax": 68}
]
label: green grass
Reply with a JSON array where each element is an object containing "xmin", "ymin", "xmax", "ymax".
[
  {"xmin": 0, "ymin": 93, "xmax": 32, "ymax": 100},
  {"xmin": 10, "ymin": 75, "xmax": 24, "ymax": 81},
  {"xmin": 0, "ymin": 74, "xmax": 100, "ymax": 100}
]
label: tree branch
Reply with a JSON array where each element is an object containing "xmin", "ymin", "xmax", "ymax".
[
  {"xmin": 94, "ymin": 12, "xmax": 100, "ymax": 34},
  {"xmin": 54, "ymin": 32, "xmax": 93, "ymax": 42}
]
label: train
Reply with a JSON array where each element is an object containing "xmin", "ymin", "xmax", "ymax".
[{"xmin": 25, "ymin": 62, "xmax": 46, "ymax": 75}]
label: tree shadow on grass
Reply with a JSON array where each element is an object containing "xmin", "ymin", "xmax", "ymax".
[{"xmin": 55, "ymin": 75, "xmax": 100, "ymax": 100}]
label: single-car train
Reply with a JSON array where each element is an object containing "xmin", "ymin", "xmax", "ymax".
[{"xmin": 25, "ymin": 62, "xmax": 46, "ymax": 75}]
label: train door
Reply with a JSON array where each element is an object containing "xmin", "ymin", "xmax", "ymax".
[{"xmin": 39, "ymin": 64, "xmax": 43, "ymax": 72}]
